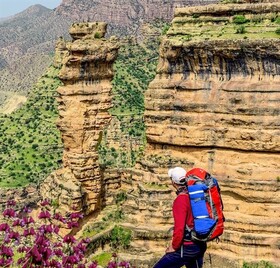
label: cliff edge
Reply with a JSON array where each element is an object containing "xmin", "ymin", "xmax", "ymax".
[{"xmin": 118, "ymin": 1, "xmax": 280, "ymax": 267}]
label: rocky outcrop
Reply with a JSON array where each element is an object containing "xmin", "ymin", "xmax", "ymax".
[
  {"xmin": 0, "ymin": 184, "xmax": 40, "ymax": 212},
  {"xmin": 117, "ymin": 2, "xmax": 280, "ymax": 267},
  {"xmin": 40, "ymin": 22, "xmax": 119, "ymax": 215}
]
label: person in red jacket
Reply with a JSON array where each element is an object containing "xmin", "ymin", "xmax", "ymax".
[{"xmin": 153, "ymin": 167, "xmax": 207, "ymax": 268}]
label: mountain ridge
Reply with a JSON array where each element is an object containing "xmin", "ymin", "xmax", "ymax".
[{"xmin": 0, "ymin": 0, "xmax": 219, "ymax": 110}]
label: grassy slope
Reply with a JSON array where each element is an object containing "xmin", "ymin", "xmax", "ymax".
[
  {"xmin": 0, "ymin": 66, "xmax": 63, "ymax": 187},
  {"xmin": 169, "ymin": 13, "xmax": 280, "ymax": 42},
  {"xmin": 99, "ymin": 23, "xmax": 162, "ymax": 168},
  {"xmin": 98, "ymin": 39, "xmax": 159, "ymax": 168}
]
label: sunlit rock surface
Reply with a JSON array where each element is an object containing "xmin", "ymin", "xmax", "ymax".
[
  {"xmin": 117, "ymin": 2, "xmax": 280, "ymax": 267},
  {"xmin": 40, "ymin": 22, "xmax": 119, "ymax": 215}
]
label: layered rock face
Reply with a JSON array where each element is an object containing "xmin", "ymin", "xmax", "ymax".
[
  {"xmin": 40, "ymin": 22, "xmax": 119, "ymax": 214},
  {"xmin": 119, "ymin": 2, "xmax": 280, "ymax": 267}
]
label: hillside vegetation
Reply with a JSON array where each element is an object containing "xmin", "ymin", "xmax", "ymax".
[
  {"xmin": 0, "ymin": 66, "xmax": 63, "ymax": 187},
  {"xmin": 98, "ymin": 23, "xmax": 162, "ymax": 168},
  {"xmin": 168, "ymin": 5, "xmax": 280, "ymax": 41},
  {"xmin": 0, "ymin": 22, "xmax": 163, "ymax": 187}
]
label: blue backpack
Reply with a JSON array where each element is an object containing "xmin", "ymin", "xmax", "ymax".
[
  {"xmin": 185, "ymin": 184, "xmax": 217, "ymax": 241},
  {"xmin": 184, "ymin": 168, "xmax": 225, "ymax": 242}
]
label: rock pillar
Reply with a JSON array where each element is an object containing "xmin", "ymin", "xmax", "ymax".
[{"xmin": 40, "ymin": 22, "xmax": 119, "ymax": 214}]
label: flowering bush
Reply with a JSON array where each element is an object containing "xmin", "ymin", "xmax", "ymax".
[{"xmin": 0, "ymin": 199, "xmax": 134, "ymax": 268}]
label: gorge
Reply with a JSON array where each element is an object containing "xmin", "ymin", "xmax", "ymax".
[{"xmin": 1, "ymin": 0, "xmax": 280, "ymax": 267}]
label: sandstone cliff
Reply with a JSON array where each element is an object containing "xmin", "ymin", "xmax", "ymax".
[
  {"xmin": 40, "ymin": 22, "xmax": 119, "ymax": 215},
  {"xmin": 115, "ymin": 2, "xmax": 280, "ymax": 267}
]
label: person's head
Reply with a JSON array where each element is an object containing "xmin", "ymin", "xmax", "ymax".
[{"xmin": 168, "ymin": 167, "xmax": 186, "ymax": 189}]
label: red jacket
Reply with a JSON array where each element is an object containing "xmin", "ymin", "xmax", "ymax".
[{"xmin": 172, "ymin": 192, "xmax": 194, "ymax": 250}]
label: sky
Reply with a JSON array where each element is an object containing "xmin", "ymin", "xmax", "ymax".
[{"xmin": 0, "ymin": 0, "xmax": 62, "ymax": 18}]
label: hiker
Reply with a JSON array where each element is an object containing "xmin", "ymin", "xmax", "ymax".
[{"xmin": 153, "ymin": 167, "xmax": 207, "ymax": 268}]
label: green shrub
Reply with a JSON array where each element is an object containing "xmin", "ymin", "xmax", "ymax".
[
  {"xmin": 91, "ymin": 253, "xmax": 112, "ymax": 266},
  {"xmin": 236, "ymin": 25, "xmax": 246, "ymax": 34},
  {"xmin": 94, "ymin": 32, "xmax": 102, "ymax": 38},
  {"xmin": 275, "ymin": 28, "xmax": 280, "ymax": 35},
  {"xmin": 161, "ymin": 23, "xmax": 171, "ymax": 35},
  {"xmin": 275, "ymin": 17, "xmax": 280, "ymax": 24},
  {"xmin": 110, "ymin": 226, "xmax": 132, "ymax": 249},
  {"xmin": 233, "ymin": 15, "xmax": 249, "ymax": 24},
  {"xmin": 243, "ymin": 260, "xmax": 276, "ymax": 268},
  {"xmin": 115, "ymin": 191, "xmax": 127, "ymax": 204},
  {"xmin": 192, "ymin": 13, "xmax": 200, "ymax": 19},
  {"xmin": 31, "ymin": 143, "xmax": 38, "ymax": 149}
]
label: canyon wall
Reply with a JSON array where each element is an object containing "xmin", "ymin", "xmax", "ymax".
[
  {"xmin": 40, "ymin": 22, "xmax": 119, "ymax": 215},
  {"xmin": 116, "ymin": 2, "xmax": 280, "ymax": 267}
]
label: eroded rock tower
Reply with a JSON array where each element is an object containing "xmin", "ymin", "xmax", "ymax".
[{"xmin": 40, "ymin": 22, "xmax": 119, "ymax": 214}]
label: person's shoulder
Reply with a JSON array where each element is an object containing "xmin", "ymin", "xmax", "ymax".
[
  {"xmin": 175, "ymin": 192, "xmax": 189, "ymax": 202},
  {"xmin": 177, "ymin": 192, "xmax": 189, "ymax": 198},
  {"xmin": 173, "ymin": 193, "xmax": 190, "ymax": 209}
]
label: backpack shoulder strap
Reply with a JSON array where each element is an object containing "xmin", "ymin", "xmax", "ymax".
[{"xmin": 176, "ymin": 187, "xmax": 188, "ymax": 196}]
